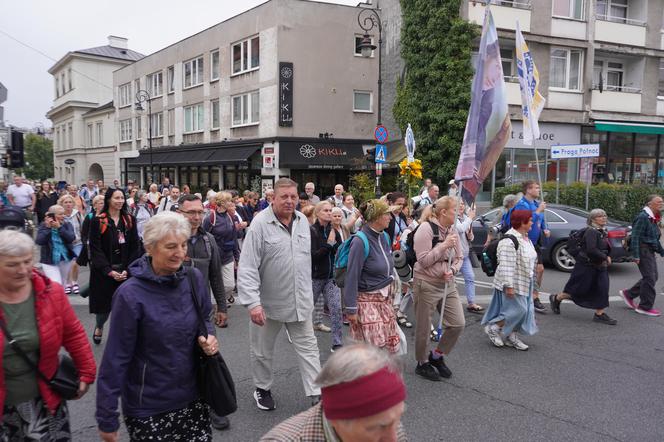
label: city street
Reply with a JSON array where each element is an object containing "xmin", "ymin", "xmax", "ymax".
[{"xmin": 65, "ymin": 260, "xmax": 664, "ymax": 441}]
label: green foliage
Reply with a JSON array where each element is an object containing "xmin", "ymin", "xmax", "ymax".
[
  {"xmin": 394, "ymin": 0, "xmax": 478, "ymax": 184},
  {"xmin": 349, "ymin": 172, "xmax": 376, "ymax": 204},
  {"xmin": 492, "ymin": 182, "xmax": 660, "ymax": 222},
  {"xmin": 20, "ymin": 134, "xmax": 53, "ymax": 181}
]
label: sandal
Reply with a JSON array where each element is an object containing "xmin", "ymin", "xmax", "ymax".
[
  {"xmin": 466, "ymin": 304, "xmax": 485, "ymax": 314},
  {"xmin": 71, "ymin": 283, "xmax": 80, "ymax": 295},
  {"xmin": 396, "ymin": 313, "xmax": 413, "ymax": 328}
]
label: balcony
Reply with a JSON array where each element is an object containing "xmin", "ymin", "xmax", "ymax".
[
  {"xmin": 467, "ymin": 1, "xmax": 532, "ymax": 32},
  {"xmin": 591, "ymin": 87, "xmax": 642, "ymax": 113},
  {"xmin": 594, "ymin": 0, "xmax": 647, "ymax": 47}
]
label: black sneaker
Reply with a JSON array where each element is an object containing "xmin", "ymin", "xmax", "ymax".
[
  {"xmin": 428, "ymin": 352, "xmax": 452, "ymax": 378},
  {"xmin": 310, "ymin": 395, "xmax": 321, "ymax": 406},
  {"xmin": 549, "ymin": 293, "xmax": 561, "ymax": 315},
  {"xmin": 533, "ymin": 297, "xmax": 547, "ymax": 314},
  {"xmin": 254, "ymin": 388, "xmax": 276, "ymax": 411},
  {"xmin": 593, "ymin": 312, "xmax": 617, "ymax": 325},
  {"xmin": 330, "ymin": 344, "xmax": 343, "ymax": 353},
  {"xmin": 210, "ymin": 412, "xmax": 230, "ymax": 430},
  {"xmin": 415, "ymin": 362, "xmax": 441, "ymax": 382}
]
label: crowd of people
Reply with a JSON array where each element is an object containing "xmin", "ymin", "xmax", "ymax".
[{"xmin": 0, "ymin": 173, "xmax": 661, "ymax": 441}]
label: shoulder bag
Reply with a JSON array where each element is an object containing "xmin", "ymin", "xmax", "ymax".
[
  {"xmin": 0, "ymin": 318, "xmax": 79, "ymax": 400},
  {"xmin": 187, "ymin": 271, "xmax": 238, "ymax": 416}
]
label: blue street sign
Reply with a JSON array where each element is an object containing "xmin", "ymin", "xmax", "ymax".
[
  {"xmin": 375, "ymin": 144, "xmax": 387, "ymax": 163},
  {"xmin": 550, "ymin": 144, "xmax": 600, "ymax": 159}
]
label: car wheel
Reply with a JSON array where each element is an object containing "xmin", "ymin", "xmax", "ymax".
[{"xmin": 552, "ymin": 241, "xmax": 575, "ymax": 272}]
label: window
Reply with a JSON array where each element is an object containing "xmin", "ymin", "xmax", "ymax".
[
  {"xmin": 550, "ymin": 48, "xmax": 582, "ymax": 90},
  {"xmin": 183, "ymin": 56, "xmax": 204, "ymax": 88},
  {"xmin": 68, "ymin": 68, "xmax": 73, "ymax": 91},
  {"xmin": 596, "ymin": 0, "xmax": 628, "ymax": 23},
  {"xmin": 211, "ymin": 100, "xmax": 220, "ymax": 129},
  {"xmin": 147, "ymin": 71, "xmax": 163, "ymax": 97},
  {"xmin": 119, "ymin": 119, "xmax": 132, "ymax": 142},
  {"xmin": 61, "ymin": 125, "xmax": 66, "ymax": 148},
  {"xmin": 168, "ymin": 109, "xmax": 175, "ymax": 135},
  {"xmin": 354, "ymin": 35, "xmax": 375, "ymax": 57},
  {"xmin": 593, "ymin": 59, "xmax": 625, "ymax": 91},
  {"xmin": 184, "ymin": 103, "xmax": 204, "ymax": 133},
  {"xmin": 353, "ymin": 91, "xmax": 373, "ymax": 112},
  {"xmin": 544, "ymin": 210, "xmax": 566, "ymax": 224},
  {"xmin": 55, "ymin": 77, "xmax": 60, "ymax": 98},
  {"xmin": 134, "ymin": 79, "xmax": 140, "ymax": 96},
  {"xmin": 232, "ymin": 36, "xmax": 259, "ymax": 74},
  {"xmin": 55, "ymin": 128, "xmax": 60, "ymax": 150},
  {"xmin": 231, "ymin": 91, "xmax": 260, "ymax": 126},
  {"xmin": 150, "ymin": 113, "xmax": 163, "ymax": 137},
  {"xmin": 61, "ymin": 72, "xmax": 66, "ymax": 96},
  {"xmin": 87, "ymin": 124, "xmax": 93, "ymax": 147},
  {"xmin": 211, "ymin": 51, "xmax": 220, "ymax": 80},
  {"xmin": 118, "ymin": 83, "xmax": 131, "ymax": 107},
  {"xmin": 501, "ymin": 48, "xmax": 514, "ymax": 79},
  {"xmin": 96, "ymin": 122, "xmax": 103, "ymax": 146},
  {"xmin": 167, "ymin": 66, "xmax": 175, "ymax": 93},
  {"xmin": 136, "ymin": 116, "xmax": 142, "ymax": 140},
  {"xmin": 553, "ymin": 0, "xmax": 584, "ymax": 20}
]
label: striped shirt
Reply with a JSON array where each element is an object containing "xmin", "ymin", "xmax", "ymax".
[{"xmin": 493, "ymin": 228, "xmax": 537, "ymax": 296}]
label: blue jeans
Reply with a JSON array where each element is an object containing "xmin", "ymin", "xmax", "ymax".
[
  {"xmin": 312, "ymin": 279, "xmax": 343, "ymax": 346},
  {"xmin": 460, "ymin": 256, "xmax": 476, "ymax": 304}
]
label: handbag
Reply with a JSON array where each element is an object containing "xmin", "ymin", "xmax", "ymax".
[
  {"xmin": 187, "ymin": 271, "xmax": 238, "ymax": 416},
  {"xmin": 0, "ymin": 319, "xmax": 80, "ymax": 400}
]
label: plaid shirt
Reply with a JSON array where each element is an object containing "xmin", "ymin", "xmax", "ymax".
[
  {"xmin": 260, "ymin": 403, "xmax": 408, "ymax": 442},
  {"xmin": 630, "ymin": 209, "xmax": 664, "ymax": 259},
  {"xmin": 493, "ymin": 228, "xmax": 537, "ymax": 296}
]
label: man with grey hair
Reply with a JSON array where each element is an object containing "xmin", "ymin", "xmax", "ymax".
[
  {"xmin": 238, "ymin": 178, "xmax": 322, "ymax": 411},
  {"xmin": 260, "ymin": 344, "xmax": 408, "ymax": 441},
  {"xmin": 305, "ymin": 182, "xmax": 320, "ymax": 205}
]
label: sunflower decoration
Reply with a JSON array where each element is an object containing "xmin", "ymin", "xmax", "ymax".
[{"xmin": 399, "ymin": 158, "xmax": 423, "ymax": 184}]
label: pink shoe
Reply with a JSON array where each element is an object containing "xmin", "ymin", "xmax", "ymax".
[
  {"xmin": 619, "ymin": 290, "xmax": 637, "ymax": 310},
  {"xmin": 635, "ymin": 307, "xmax": 661, "ymax": 317}
]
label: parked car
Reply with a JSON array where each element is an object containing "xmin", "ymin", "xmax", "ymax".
[{"xmin": 471, "ymin": 204, "xmax": 632, "ymax": 272}]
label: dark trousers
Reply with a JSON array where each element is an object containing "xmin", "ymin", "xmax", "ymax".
[{"xmin": 628, "ymin": 247, "xmax": 658, "ymax": 310}]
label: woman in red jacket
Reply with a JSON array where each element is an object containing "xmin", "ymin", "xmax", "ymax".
[{"xmin": 0, "ymin": 229, "xmax": 96, "ymax": 440}]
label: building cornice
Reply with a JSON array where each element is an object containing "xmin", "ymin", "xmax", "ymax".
[
  {"xmin": 46, "ymin": 100, "xmax": 101, "ymax": 120},
  {"xmin": 48, "ymin": 51, "xmax": 134, "ymax": 75}
]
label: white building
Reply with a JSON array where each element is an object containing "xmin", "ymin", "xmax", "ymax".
[{"xmin": 47, "ymin": 36, "xmax": 143, "ymax": 185}]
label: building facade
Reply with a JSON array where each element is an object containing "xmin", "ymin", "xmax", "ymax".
[
  {"xmin": 115, "ymin": 0, "xmax": 380, "ymax": 197},
  {"xmin": 460, "ymin": 0, "xmax": 664, "ymax": 202},
  {"xmin": 47, "ymin": 36, "xmax": 144, "ymax": 185}
]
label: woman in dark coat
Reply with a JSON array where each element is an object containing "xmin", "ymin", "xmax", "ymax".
[
  {"xmin": 550, "ymin": 208, "xmax": 617, "ymax": 325},
  {"xmin": 35, "ymin": 181, "xmax": 58, "ymax": 224},
  {"xmin": 88, "ymin": 188, "xmax": 140, "ymax": 344}
]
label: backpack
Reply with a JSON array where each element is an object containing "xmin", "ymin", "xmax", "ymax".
[
  {"xmin": 565, "ymin": 227, "xmax": 588, "ymax": 258},
  {"xmin": 334, "ymin": 231, "xmax": 389, "ymax": 288},
  {"xmin": 481, "ymin": 234, "xmax": 519, "ymax": 277},
  {"xmin": 98, "ymin": 213, "xmax": 133, "ymax": 236},
  {"xmin": 403, "ymin": 222, "xmax": 440, "ymax": 268}
]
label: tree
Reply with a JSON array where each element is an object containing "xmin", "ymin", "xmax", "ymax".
[
  {"xmin": 21, "ymin": 133, "xmax": 54, "ymax": 181},
  {"xmin": 393, "ymin": 0, "xmax": 478, "ymax": 184}
]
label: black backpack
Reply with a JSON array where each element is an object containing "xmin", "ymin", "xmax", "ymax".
[
  {"xmin": 565, "ymin": 227, "xmax": 588, "ymax": 258},
  {"xmin": 481, "ymin": 234, "xmax": 519, "ymax": 277},
  {"xmin": 404, "ymin": 222, "xmax": 440, "ymax": 268}
]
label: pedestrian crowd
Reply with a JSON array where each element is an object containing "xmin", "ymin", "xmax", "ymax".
[{"xmin": 0, "ymin": 173, "xmax": 661, "ymax": 441}]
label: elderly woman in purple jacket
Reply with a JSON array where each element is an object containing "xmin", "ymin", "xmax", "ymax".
[
  {"xmin": 203, "ymin": 191, "xmax": 239, "ymax": 305},
  {"xmin": 96, "ymin": 212, "xmax": 219, "ymax": 442}
]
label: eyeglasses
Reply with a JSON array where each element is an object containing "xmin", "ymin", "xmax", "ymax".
[{"xmin": 180, "ymin": 210, "xmax": 205, "ymax": 217}]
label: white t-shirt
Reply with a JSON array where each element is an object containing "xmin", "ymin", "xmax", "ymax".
[{"xmin": 7, "ymin": 184, "xmax": 34, "ymax": 207}]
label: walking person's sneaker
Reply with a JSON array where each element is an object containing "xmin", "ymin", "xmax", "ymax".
[
  {"xmin": 549, "ymin": 294, "xmax": 561, "ymax": 315},
  {"xmin": 593, "ymin": 312, "xmax": 618, "ymax": 325},
  {"xmin": 415, "ymin": 362, "xmax": 441, "ymax": 382},
  {"xmin": 619, "ymin": 289, "xmax": 637, "ymax": 310},
  {"xmin": 504, "ymin": 333, "xmax": 529, "ymax": 351},
  {"xmin": 484, "ymin": 324, "xmax": 504, "ymax": 348},
  {"xmin": 314, "ymin": 323, "xmax": 331, "ymax": 333},
  {"xmin": 310, "ymin": 395, "xmax": 321, "ymax": 406},
  {"xmin": 64, "ymin": 285, "xmax": 72, "ymax": 295},
  {"xmin": 331, "ymin": 344, "xmax": 343, "ymax": 353},
  {"xmin": 210, "ymin": 413, "xmax": 230, "ymax": 430},
  {"xmin": 533, "ymin": 297, "xmax": 547, "ymax": 314},
  {"xmin": 635, "ymin": 307, "xmax": 662, "ymax": 317},
  {"xmin": 428, "ymin": 352, "xmax": 452, "ymax": 378},
  {"xmin": 254, "ymin": 388, "xmax": 276, "ymax": 411},
  {"xmin": 71, "ymin": 283, "xmax": 80, "ymax": 295}
]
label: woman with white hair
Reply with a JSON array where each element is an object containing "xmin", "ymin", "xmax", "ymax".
[
  {"xmin": 0, "ymin": 230, "xmax": 96, "ymax": 440},
  {"xmin": 550, "ymin": 208, "xmax": 617, "ymax": 325},
  {"xmin": 35, "ymin": 204, "xmax": 76, "ymax": 286},
  {"xmin": 147, "ymin": 183, "xmax": 161, "ymax": 208},
  {"xmin": 96, "ymin": 212, "xmax": 219, "ymax": 442}
]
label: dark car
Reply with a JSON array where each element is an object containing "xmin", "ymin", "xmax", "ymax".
[{"xmin": 471, "ymin": 204, "xmax": 631, "ymax": 272}]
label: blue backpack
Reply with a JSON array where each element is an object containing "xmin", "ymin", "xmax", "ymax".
[{"xmin": 334, "ymin": 231, "xmax": 389, "ymax": 288}]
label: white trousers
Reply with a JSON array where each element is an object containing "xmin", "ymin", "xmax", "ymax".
[
  {"xmin": 221, "ymin": 261, "xmax": 235, "ymax": 297},
  {"xmin": 41, "ymin": 261, "xmax": 73, "ymax": 286}
]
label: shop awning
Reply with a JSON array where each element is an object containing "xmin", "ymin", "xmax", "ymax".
[
  {"xmin": 594, "ymin": 121, "xmax": 664, "ymax": 135},
  {"xmin": 126, "ymin": 145, "xmax": 259, "ymax": 167},
  {"xmin": 207, "ymin": 146, "xmax": 260, "ymax": 164}
]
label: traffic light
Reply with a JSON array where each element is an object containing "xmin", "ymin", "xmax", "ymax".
[{"xmin": 9, "ymin": 130, "xmax": 24, "ymax": 168}]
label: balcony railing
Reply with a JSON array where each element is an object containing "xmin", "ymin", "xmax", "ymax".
[
  {"xmin": 595, "ymin": 14, "xmax": 646, "ymax": 27},
  {"xmin": 469, "ymin": 0, "xmax": 532, "ymax": 10},
  {"xmin": 591, "ymin": 84, "xmax": 642, "ymax": 93}
]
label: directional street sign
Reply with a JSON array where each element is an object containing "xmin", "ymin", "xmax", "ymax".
[
  {"xmin": 374, "ymin": 125, "xmax": 388, "ymax": 144},
  {"xmin": 550, "ymin": 144, "xmax": 600, "ymax": 159},
  {"xmin": 375, "ymin": 144, "xmax": 387, "ymax": 163}
]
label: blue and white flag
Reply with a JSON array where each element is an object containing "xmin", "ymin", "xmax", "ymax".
[{"xmin": 516, "ymin": 21, "xmax": 545, "ymax": 145}]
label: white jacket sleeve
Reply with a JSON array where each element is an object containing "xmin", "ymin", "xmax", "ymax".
[{"xmin": 237, "ymin": 223, "xmax": 264, "ymax": 310}]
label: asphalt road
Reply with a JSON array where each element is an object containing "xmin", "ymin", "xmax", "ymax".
[{"xmin": 64, "ymin": 260, "xmax": 664, "ymax": 441}]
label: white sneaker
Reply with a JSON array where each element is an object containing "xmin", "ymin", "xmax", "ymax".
[
  {"xmin": 314, "ymin": 323, "xmax": 331, "ymax": 333},
  {"xmin": 484, "ymin": 324, "xmax": 504, "ymax": 347},
  {"xmin": 504, "ymin": 333, "xmax": 529, "ymax": 351}
]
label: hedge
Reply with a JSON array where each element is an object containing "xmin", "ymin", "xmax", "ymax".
[{"xmin": 492, "ymin": 182, "xmax": 661, "ymax": 223}]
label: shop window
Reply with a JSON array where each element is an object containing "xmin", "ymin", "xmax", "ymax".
[
  {"xmin": 632, "ymin": 134, "xmax": 657, "ymax": 185},
  {"xmin": 607, "ymin": 132, "xmax": 632, "ymax": 184}
]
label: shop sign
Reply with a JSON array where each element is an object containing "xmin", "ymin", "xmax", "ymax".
[
  {"xmin": 279, "ymin": 62, "xmax": 294, "ymax": 127},
  {"xmin": 64, "ymin": 159, "xmax": 76, "ymax": 165},
  {"xmin": 263, "ymin": 155, "xmax": 275, "ymax": 169},
  {"xmin": 508, "ymin": 121, "xmax": 580, "ymax": 149},
  {"xmin": 279, "ymin": 140, "xmax": 365, "ymax": 169},
  {"xmin": 550, "ymin": 144, "xmax": 600, "ymax": 159}
]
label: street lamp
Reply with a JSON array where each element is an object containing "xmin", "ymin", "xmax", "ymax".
[
  {"xmin": 135, "ymin": 89, "xmax": 152, "ymax": 186},
  {"xmin": 357, "ymin": 7, "xmax": 382, "ymax": 197}
]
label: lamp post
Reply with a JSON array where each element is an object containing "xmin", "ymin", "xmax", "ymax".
[
  {"xmin": 135, "ymin": 89, "xmax": 152, "ymax": 186},
  {"xmin": 357, "ymin": 7, "xmax": 382, "ymax": 198}
]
